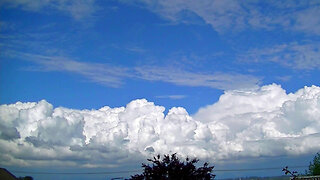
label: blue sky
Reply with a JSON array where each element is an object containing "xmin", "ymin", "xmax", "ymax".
[
  {"xmin": 1, "ymin": 0, "xmax": 319, "ymax": 113},
  {"xmin": 1, "ymin": 0, "xmax": 320, "ymax": 179}
]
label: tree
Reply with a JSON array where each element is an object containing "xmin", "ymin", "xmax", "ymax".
[
  {"xmin": 282, "ymin": 166, "xmax": 298, "ymax": 179},
  {"xmin": 17, "ymin": 176, "xmax": 33, "ymax": 180},
  {"xmin": 129, "ymin": 153, "xmax": 215, "ymax": 180},
  {"xmin": 308, "ymin": 152, "xmax": 320, "ymax": 176}
]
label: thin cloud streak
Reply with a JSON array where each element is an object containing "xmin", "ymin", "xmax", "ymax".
[
  {"xmin": 9, "ymin": 52, "xmax": 261, "ymax": 90},
  {"xmin": 15, "ymin": 53, "xmax": 131, "ymax": 88},
  {"xmin": 156, "ymin": 95, "xmax": 187, "ymax": 99},
  {"xmin": 2, "ymin": 0, "xmax": 320, "ymax": 35},
  {"xmin": 131, "ymin": 0, "xmax": 320, "ymax": 35},
  {"xmin": 239, "ymin": 42, "xmax": 320, "ymax": 70},
  {"xmin": 0, "ymin": 0, "xmax": 97, "ymax": 20},
  {"xmin": 135, "ymin": 66, "xmax": 261, "ymax": 90}
]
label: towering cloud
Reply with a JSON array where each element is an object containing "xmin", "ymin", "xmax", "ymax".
[{"xmin": 0, "ymin": 84, "xmax": 320, "ymax": 167}]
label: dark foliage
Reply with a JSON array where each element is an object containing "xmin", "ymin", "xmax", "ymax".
[
  {"xmin": 308, "ymin": 152, "xmax": 320, "ymax": 176},
  {"xmin": 17, "ymin": 176, "xmax": 33, "ymax": 180},
  {"xmin": 129, "ymin": 153, "xmax": 215, "ymax": 180},
  {"xmin": 282, "ymin": 166, "xmax": 298, "ymax": 179}
]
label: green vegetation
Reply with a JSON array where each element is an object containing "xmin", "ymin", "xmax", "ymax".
[
  {"xmin": 129, "ymin": 153, "xmax": 215, "ymax": 180},
  {"xmin": 307, "ymin": 152, "xmax": 320, "ymax": 176},
  {"xmin": 17, "ymin": 176, "xmax": 33, "ymax": 180}
]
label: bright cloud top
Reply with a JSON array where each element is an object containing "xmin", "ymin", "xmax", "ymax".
[{"xmin": 1, "ymin": 84, "xmax": 320, "ymax": 167}]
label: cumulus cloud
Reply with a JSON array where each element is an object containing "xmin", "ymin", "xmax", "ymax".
[
  {"xmin": 1, "ymin": 84, "xmax": 320, "ymax": 167},
  {"xmin": 194, "ymin": 84, "xmax": 320, "ymax": 157}
]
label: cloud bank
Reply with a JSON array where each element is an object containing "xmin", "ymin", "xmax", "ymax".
[{"xmin": 1, "ymin": 84, "xmax": 320, "ymax": 167}]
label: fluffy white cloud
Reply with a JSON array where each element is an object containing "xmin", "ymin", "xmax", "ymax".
[
  {"xmin": 1, "ymin": 84, "xmax": 320, "ymax": 167},
  {"xmin": 194, "ymin": 84, "xmax": 320, "ymax": 157}
]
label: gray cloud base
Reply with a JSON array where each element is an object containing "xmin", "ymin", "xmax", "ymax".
[{"xmin": 0, "ymin": 84, "xmax": 320, "ymax": 167}]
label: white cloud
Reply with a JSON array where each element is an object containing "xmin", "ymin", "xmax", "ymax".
[
  {"xmin": 294, "ymin": 6, "xmax": 320, "ymax": 35},
  {"xmin": 0, "ymin": 0, "xmax": 97, "ymax": 20},
  {"xmin": 239, "ymin": 42, "xmax": 320, "ymax": 70},
  {"xmin": 16, "ymin": 53, "xmax": 131, "ymax": 88},
  {"xmin": 276, "ymin": 76, "xmax": 292, "ymax": 82},
  {"xmin": 7, "ymin": 52, "xmax": 259, "ymax": 90},
  {"xmin": 1, "ymin": 84, "xmax": 320, "ymax": 167},
  {"xmin": 194, "ymin": 84, "xmax": 320, "ymax": 157},
  {"xmin": 128, "ymin": 0, "xmax": 246, "ymax": 32},
  {"xmin": 156, "ymin": 95, "xmax": 186, "ymax": 99},
  {"xmin": 135, "ymin": 66, "xmax": 260, "ymax": 90},
  {"xmin": 2, "ymin": 0, "xmax": 320, "ymax": 34},
  {"xmin": 130, "ymin": 0, "xmax": 320, "ymax": 35}
]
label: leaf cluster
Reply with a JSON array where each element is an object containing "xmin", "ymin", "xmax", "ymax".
[
  {"xmin": 17, "ymin": 176, "xmax": 33, "ymax": 180},
  {"xmin": 130, "ymin": 153, "xmax": 215, "ymax": 180},
  {"xmin": 282, "ymin": 166, "xmax": 298, "ymax": 179},
  {"xmin": 308, "ymin": 152, "xmax": 320, "ymax": 176}
]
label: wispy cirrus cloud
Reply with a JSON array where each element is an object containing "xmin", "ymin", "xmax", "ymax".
[
  {"xmin": 293, "ymin": 5, "xmax": 320, "ymax": 35},
  {"xmin": 7, "ymin": 51, "xmax": 260, "ymax": 90},
  {"xmin": 276, "ymin": 76, "xmax": 292, "ymax": 82},
  {"xmin": 156, "ymin": 95, "xmax": 187, "ymax": 100},
  {"xmin": 135, "ymin": 66, "xmax": 261, "ymax": 90},
  {"xmin": 0, "ymin": 0, "xmax": 97, "ymax": 20},
  {"xmin": 13, "ymin": 52, "xmax": 131, "ymax": 88},
  {"xmin": 129, "ymin": 0, "xmax": 320, "ymax": 35},
  {"xmin": 2, "ymin": 0, "xmax": 320, "ymax": 35},
  {"xmin": 238, "ymin": 42, "xmax": 320, "ymax": 70}
]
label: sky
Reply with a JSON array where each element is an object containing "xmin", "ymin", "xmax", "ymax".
[{"xmin": 0, "ymin": 0, "xmax": 320, "ymax": 179}]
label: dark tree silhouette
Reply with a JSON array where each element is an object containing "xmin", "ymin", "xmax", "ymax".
[
  {"xmin": 17, "ymin": 176, "xmax": 33, "ymax": 180},
  {"xmin": 129, "ymin": 153, "xmax": 215, "ymax": 180},
  {"xmin": 282, "ymin": 166, "xmax": 298, "ymax": 179},
  {"xmin": 308, "ymin": 152, "xmax": 320, "ymax": 176}
]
